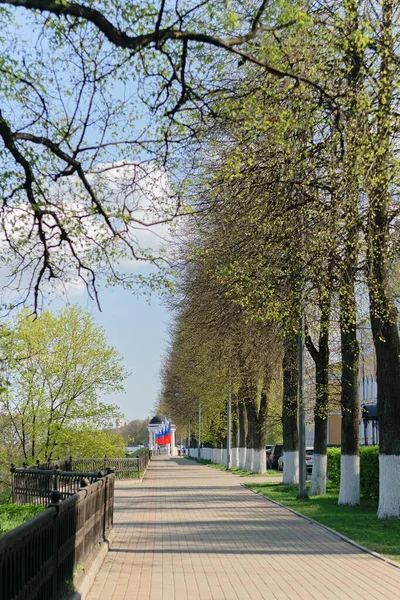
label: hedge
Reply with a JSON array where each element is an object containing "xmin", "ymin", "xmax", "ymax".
[{"xmin": 327, "ymin": 446, "xmax": 379, "ymax": 499}]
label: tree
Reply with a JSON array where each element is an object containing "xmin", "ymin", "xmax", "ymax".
[
  {"xmin": 55, "ymin": 426, "xmax": 126, "ymax": 458},
  {"xmin": 0, "ymin": 0, "xmax": 298, "ymax": 310},
  {"xmin": 0, "ymin": 305, "xmax": 126, "ymax": 460},
  {"xmin": 117, "ymin": 419, "xmax": 150, "ymax": 446}
]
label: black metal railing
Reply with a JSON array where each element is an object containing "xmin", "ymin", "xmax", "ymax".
[
  {"xmin": 0, "ymin": 473, "xmax": 114, "ymax": 600},
  {"xmin": 69, "ymin": 453, "xmax": 150, "ymax": 479},
  {"xmin": 24, "ymin": 449, "xmax": 150, "ymax": 480},
  {"xmin": 11, "ymin": 467, "xmax": 105, "ymax": 506}
]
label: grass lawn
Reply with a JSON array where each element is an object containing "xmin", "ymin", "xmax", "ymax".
[
  {"xmin": 246, "ymin": 481, "xmax": 400, "ymax": 562},
  {"xmin": 0, "ymin": 490, "xmax": 44, "ymax": 536},
  {"xmin": 185, "ymin": 456, "xmax": 281, "ymax": 477},
  {"xmin": 208, "ymin": 462, "xmax": 280, "ymax": 477},
  {"xmin": 0, "ymin": 503, "xmax": 44, "ymax": 535}
]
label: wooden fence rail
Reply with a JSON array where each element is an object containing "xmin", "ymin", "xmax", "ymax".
[{"xmin": 0, "ymin": 473, "xmax": 114, "ymax": 600}]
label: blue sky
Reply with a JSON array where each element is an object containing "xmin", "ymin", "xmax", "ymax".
[
  {"xmin": 61, "ymin": 285, "xmax": 171, "ymax": 422},
  {"xmin": 1, "ymin": 13, "xmax": 175, "ymax": 423}
]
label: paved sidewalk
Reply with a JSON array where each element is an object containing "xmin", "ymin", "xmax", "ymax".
[{"xmin": 87, "ymin": 457, "xmax": 400, "ymax": 600}]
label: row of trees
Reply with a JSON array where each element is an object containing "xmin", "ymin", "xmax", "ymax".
[
  {"xmin": 0, "ymin": 0, "xmax": 399, "ymax": 517},
  {"xmin": 160, "ymin": 0, "xmax": 400, "ymax": 519},
  {"xmin": 0, "ymin": 306, "xmax": 127, "ymax": 489}
]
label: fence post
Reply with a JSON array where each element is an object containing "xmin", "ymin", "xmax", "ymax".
[
  {"xmin": 48, "ymin": 490, "xmax": 62, "ymax": 599},
  {"xmin": 10, "ymin": 464, "xmax": 15, "ymax": 503},
  {"xmin": 104, "ymin": 456, "xmax": 107, "ymax": 471},
  {"xmin": 137, "ymin": 457, "xmax": 140, "ymax": 478},
  {"xmin": 103, "ymin": 476, "xmax": 108, "ymax": 540},
  {"xmin": 53, "ymin": 468, "xmax": 59, "ymax": 492}
]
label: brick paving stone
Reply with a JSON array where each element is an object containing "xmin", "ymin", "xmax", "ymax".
[{"xmin": 86, "ymin": 457, "xmax": 400, "ymax": 600}]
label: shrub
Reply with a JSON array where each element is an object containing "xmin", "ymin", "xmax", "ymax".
[
  {"xmin": 327, "ymin": 447, "xmax": 341, "ymax": 487},
  {"xmin": 327, "ymin": 446, "xmax": 379, "ymax": 499},
  {"xmin": 360, "ymin": 446, "xmax": 379, "ymax": 499}
]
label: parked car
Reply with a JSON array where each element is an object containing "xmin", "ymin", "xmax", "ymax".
[
  {"xmin": 277, "ymin": 447, "xmax": 314, "ymax": 472},
  {"xmin": 266, "ymin": 445, "xmax": 273, "ymax": 467},
  {"xmin": 269, "ymin": 444, "xmax": 283, "ymax": 470},
  {"xmin": 305, "ymin": 448, "xmax": 314, "ymax": 473}
]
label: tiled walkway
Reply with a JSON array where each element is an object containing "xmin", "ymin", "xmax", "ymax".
[{"xmin": 87, "ymin": 457, "xmax": 400, "ymax": 600}]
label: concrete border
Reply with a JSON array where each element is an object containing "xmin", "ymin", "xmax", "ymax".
[
  {"xmin": 69, "ymin": 528, "xmax": 117, "ymax": 600},
  {"xmin": 68, "ymin": 456, "xmax": 150, "ymax": 599},
  {"xmin": 242, "ymin": 482, "xmax": 400, "ymax": 571}
]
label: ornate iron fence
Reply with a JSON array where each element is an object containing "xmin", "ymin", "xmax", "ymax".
[
  {"xmin": 0, "ymin": 473, "xmax": 114, "ymax": 600},
  {"xmin": 67, "ymin": 452, "xmax": 150, "ymax": 479},
  {"xmin": 11, "ymin": 467, "xmax": 105, "ymax": 506},
  {"xmin": 24, "ymin": 449, "xmax": 150, "ymax": 480}
]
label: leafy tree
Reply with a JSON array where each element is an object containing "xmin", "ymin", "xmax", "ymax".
[
  {"xmin": 117, "ymin": 418, "xmax": 150, "ymax": 446},
  {"xmin": 0, "ymin": 305, "xmax": 127, "ymax": 460},
  {"xmin": 55, "ymin": 426, "xmax": 126, "ymax": 458},
  {"xmin": 0, "ymin": 0, "xmax": 295, "ymax": 310}
]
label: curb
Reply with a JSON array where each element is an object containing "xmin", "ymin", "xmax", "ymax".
[
  {"xmin": 241, "ymin": 483, "xmax": 400, "ymax": 572},
  {"xmin": 69, "ymin": 527, "xmax": 117, "ymax": 600}
]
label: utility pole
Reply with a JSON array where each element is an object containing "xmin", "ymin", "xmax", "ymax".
[{"xmin": 297, "ymin": 314, "xmax": 309, "ymax": 499}]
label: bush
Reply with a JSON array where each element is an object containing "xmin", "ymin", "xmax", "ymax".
[
  {"xmin": 327, "ymin": 446, "xmax": 379, "ymax": 499},
  {"xmin": 327, "ymin": 447, "xmax": 341, "ymax": 487},
  {"xmin": 360, "ymin": 446, "xmax": 379, "ymax": 499}
]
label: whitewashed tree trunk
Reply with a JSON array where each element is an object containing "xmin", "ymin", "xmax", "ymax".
[
  {"xmin": 338, "ymin": 454, "xmax": 360, "ymax": 505},
  {"xmin": 244, "ymin": 448, "xmax": 254, "ymax": 472},
  {"xmin": 378, "ymin": 455, "xmax": 400, "ymax": 518},
  {"xmin": 239, "ymin": 447, "xmax": 246, "ymax": 470},
  {"xmin": 252, "ymin": 449, "xmax": 266, "ymax": 474},
  {"xmin": 282, "ymin": 451, "xmax": 299, "ymax": 484},
  {"xmin": 309, "ymin": 454, "xmax": 327, "ymax": 496},
  {"xmin": 231, "ymin": 447, "xmax": 239, "ymax": 468},
  {"xmin": 221, "ymin": 449, "xmax": 227, "ymax": 467}
]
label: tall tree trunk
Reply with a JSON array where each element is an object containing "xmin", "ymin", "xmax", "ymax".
[
  {"xmin": 282, "ymin": 331, "xmax": 299, "ymax": 484},
  {"xmin": 305, "ymin": 284, "xmax": 331, "ymax": 496},
  {"xmin": 244, "ymin": 390, "xmax": 268, "ymax": 474},
  {"xmin": 231, "ymin": 393, "xmax": 239, "ymax": 467},
  {"xmin": 238, "ymin": 393, "xmax": 247, "ymax": 469},
  {"xmin": 338, "ymin": 271, "xmax": 360, "ymax": 505},
  {"xmin": 366, "ymin": 0, "xmax": 399, "ymax": 518},
  {"xmin": 244, "ymin": 392, "xmax": 257, "ymax": 472},
  {"xmin": 336, "ymin": 0, "xmax": 364, "ymax": 506}
]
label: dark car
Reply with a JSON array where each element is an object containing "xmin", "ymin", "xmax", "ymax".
[
  {"xmin": 269, "ymin": 444, "xmax": 283, "ymax": 470},
  {"xmin": 266, "ymin": 445, "xmax": 273, "ymax": 467}
]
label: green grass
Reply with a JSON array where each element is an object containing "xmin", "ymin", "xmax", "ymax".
[
  {"xmin": 185, "ymin": 456, "xmax": 281, "ymax": 477},
  {"xmin": 0, "ymin": 489, "xmax": 12, "ymax": 504},
  {"xmin": 246, "ymin": 481, "xmax": 400, "ymax": 562},
  {"xmin": 0, "ymin": 503, "xmax": 44, "ymax": 535}
]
